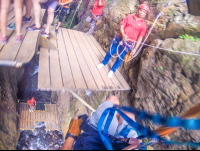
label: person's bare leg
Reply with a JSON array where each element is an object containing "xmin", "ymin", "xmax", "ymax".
[
  {"xmin": 1, "ymin": 0, "xmax": 10, "ymax": 37},
  {"xmin": 45, "ymin": 6, "xmax": 54, "ymax": 34},
  {"xmin": 32, "ymin": 0, "xmax": 41, "ymax": 28},
  {"xmin": 25, "ymin": 0, "xmax": 32, "ymax": 18},
  {"xmin": 14, "ymin": 0, "xmax": 23, "ymax": 36},
  {"xmin": 55, "ymin": 21, "xmax": 61, "ymax": 30}
]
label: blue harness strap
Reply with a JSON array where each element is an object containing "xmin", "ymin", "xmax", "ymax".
[{"xmin": 97, "ymin": 106, "xmax": 200, "ymax": 150}]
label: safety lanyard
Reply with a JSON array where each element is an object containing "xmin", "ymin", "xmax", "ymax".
[{"xmin": 97, "ymin": 106, "xmax": 200, "ymax": 150}]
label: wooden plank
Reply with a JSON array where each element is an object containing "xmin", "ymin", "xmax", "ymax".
[
  {"xmin": 89, "ymin": 35, "xmax": 131, "ymax": 90},
  {"xmin": 72, "ymin": 30, "xmax": 107, "ymax": 90},
  {"xmin": 15, "ymin": 9, "xmax": 46, "ymax": 63},
  {"xmin": 78, "ymin": 31, "xmax": 116, "ymax": 90},
  {"xmin": 62, "ymin": 28, "xmax": 87, "ymax": 90},
  {"xmin": 49, "ymin": 26, "xmax": 58, "ymax": 50},
  {"xmin": 38, "ymin": 48, "xmax": 51, "ymax": 90},
  {"xmin": 84, "ymin": 34, "xmax": 124, "ymax": 90},
  {"xmin": 49, "ymin": 50, "xmax": 63, "ymax": 90},
  {"xmin": 7, "ymin": 8, "xmax": 15, "ymax": 23},
  {"xmin": 8, "ymin": 4, "xmax": 14, "ymax": 13},
  {"xmin": 68, "ymin": 30, "xmax": 98, "ymax": 90},
  {"xmin": 56, "ymin": 28, "xmax": 76, "ymax": 90}
]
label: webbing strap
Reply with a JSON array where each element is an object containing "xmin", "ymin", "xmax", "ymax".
[
  {"xmin": 97, "ymin": 106, "xmax": 200, "ymax": 150},
  {"xmin": 116, "ymin": 106, "xmax": 200, "ymax": 130}
]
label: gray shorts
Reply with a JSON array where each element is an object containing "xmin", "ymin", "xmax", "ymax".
[
  {"xmin": 41, "ymin": 1, "xmax": 58, "ymax": 10},
  {"xmin": 87, "ymin": 101, "xmax": 138, "ymax": 139}
]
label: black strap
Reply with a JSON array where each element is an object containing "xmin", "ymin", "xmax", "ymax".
[{"xmin": 65, "ymin": 133, "xmax": 78, "ymax": 140}]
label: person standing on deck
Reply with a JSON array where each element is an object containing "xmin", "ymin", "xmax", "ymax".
[
  {"xmin": 27, "ymin": 97, "xmax": 36, "ymax": 112},
  {"xmin": 54, "ymin": 0, "xmax": 73, "ymax": 34},
  {"xmin": 97, "ymin": 4, "xmax": 149, "ymax": 78},
  {"xmin": 86, "ymin": 0, "xmax": 105, "ymax": 35},
  {"xmin": 7, "ymin": 0, "xmax": 33, "ymax": 30},
  {"xmin": 26, "ymin": 0, "xmax": 59, "ymax": 38},
  {"xmin": 0, "ymin": 0, "xmax": 23, "ymax": 45}
]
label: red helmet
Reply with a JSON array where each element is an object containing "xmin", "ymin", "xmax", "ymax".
[{"xmin": 139, "ymin": 4, "xmax": 150, "ymax": 13}]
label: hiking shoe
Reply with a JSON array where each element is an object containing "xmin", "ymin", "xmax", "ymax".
[
  {"xmin": 16, "ymin": 35, "xmax": 23, "ymax": 43},
  {"xmin": 55, "ymin": 29, "xmax": 59, "ymax": 35},
  {"xmin": 108, "ymin": 70, "xmax": 114, "ymax": 78},
  {"xmin": 97, "ymin": 63, "xmax": 104, "ymax": 69},
  {"xmin": 0, "ymin": 35, "xmax": 7, "ymax": 45},
  {"xmin": 22, "ymin": 16, "xmax": 32, "ymax": 22},
  {"xmin": 41, "ymin": 30, "xmax": 50, "ymax": 37},
  {"xmin": 26, "ymin": 24, "xmax": 41, "ymax": 31},
  {"xmin": 7, "ymin": 23, "xmax": 16, "ymax": 30}
]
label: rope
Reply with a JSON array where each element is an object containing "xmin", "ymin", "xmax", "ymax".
[
  {"xmin": 69, "ymin": 0, "xmax": 83, "ymax": 28},
  {"xmin": 68, "ymin": 90, "xmax": 96, "ymax": 112},
  {"xmin": 130, "ymin": 39, "xmax": 200, "ymax": 57}
]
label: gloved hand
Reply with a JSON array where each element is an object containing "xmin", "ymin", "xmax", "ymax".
[
  {"xmin": 66, "ymin": 109, "xmax": 83, "ymax": 138},
  {"xmin": 67, "ymin": 118, "xmax": 83, "ymax": 137}
]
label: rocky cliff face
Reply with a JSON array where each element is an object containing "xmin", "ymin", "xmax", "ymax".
[{"xmin": 0, "ymin": 67, "xmax": 24, "ymax": 150}]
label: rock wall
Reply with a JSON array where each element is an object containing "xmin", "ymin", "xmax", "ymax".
[{"xmin": 0, "ymin": 67, "xmax": 24, "ymax": 150}]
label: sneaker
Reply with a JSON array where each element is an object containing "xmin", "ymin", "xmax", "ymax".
[
  {"xmin": 26, "ymin": 24, "xmax": 41, "ymax": 31},
  {"xmin": 55, "ymin": 29, "xmax": 59, "ymax": 35},
  {"xmin": 16, "ymin": 35, "xmax": 23, "ymax": 43},
  {"xmin": 22, "ymin": 16, "xmax": 32, "ymax": 22},
  {"xmin": 0, "ymin": 35, "xmax": 7, "ymax": 45},
  {"xmin": 97, "ymin": 63, "xmax": 104, "ymax": 69},
  {"xmin": 29, "ymin": 109, "xmax": 31, "ymax": 112},
  {"xmin": 41, "ymin": 30, "xmax": 50, "ymax": 37},
  {"xmin": 108, "ymin": 70, "xmax": 114, "ymax": 78},
  {"xmin": 7, "ymin": 23, "xmax": 16, "ymax": 30}
]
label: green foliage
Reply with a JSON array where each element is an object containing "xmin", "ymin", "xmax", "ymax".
[
  {"xmin": 179, "ymin": 34, "xmax": 200, "ymax": 42},
  {"xmin": 154, "ymin": 67, "xmax": 164, "ymax": 70}
]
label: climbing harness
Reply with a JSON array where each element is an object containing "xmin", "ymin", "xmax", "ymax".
[
  {"xmin": 98, "ymin": 105, "xmax": 200, "ymax": 150},
  {"xmin": 109, "ymin": 35, "xmax": 136, "ymax": 62}
]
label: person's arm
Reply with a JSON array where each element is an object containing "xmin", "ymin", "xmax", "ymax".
[
  {"xmin": 120, "ymin": 25, "xmax": 128, "ymax": 42},
  {"xmin": 98, "ymin": 0, "xmax": 102, "ymax": 6},
  {"xmin": 60, "ymin": 137, "xmax": 75, "ymax": 150},
  {"xmin": 60, "ymin": 109, "xmax": 83, "ymax": 150},
  {"xmin": 130, "ymin": 36, "xmax": 143, "ymax": 56}
]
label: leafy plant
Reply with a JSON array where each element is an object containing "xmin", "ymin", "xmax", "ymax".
[{"xmin": 179, "ymin": 34, "xmax": 200, "ymax": 42}]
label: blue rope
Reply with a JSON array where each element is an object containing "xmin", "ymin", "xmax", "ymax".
[
  {"xmin": 97, "ymin": 106, "xmax": 200, "ymax": 150},
  {"xmin": 116, "ymin": 105, "xmax": 200, "ymax": 130}
]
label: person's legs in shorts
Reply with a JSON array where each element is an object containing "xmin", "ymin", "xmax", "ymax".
[
  {"xmin": 41, "ymin": 1, "xmax": 57, "ymax": 36},
  {"xmin": 86, "ymin": 95, "xmax": 120, "ymax": 136},
  {"xmin": 14, "ymin": 0, "xmax": 23, "ymax": 37},
  {"xmin": 24, "ymin": 0, "xmax": 33, "ymax": 20},
  {"xmin": 0, "ymin": 0, "xmax": 10, "ymax": 44},
  {"xmin": 55, "ymin": 7, "xmax": 68, "ymax": 30},
  {"xmin": 32, "ymin": 0, "xmax": 41, "ymax": 28}
]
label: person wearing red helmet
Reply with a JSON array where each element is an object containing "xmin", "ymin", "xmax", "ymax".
[{"xmin": 97, "ymin": 4, "xmax": 149, "ymax": 78}]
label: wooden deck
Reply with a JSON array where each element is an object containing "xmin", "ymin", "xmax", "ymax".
[
  {"xmin": 38, "ymin": 28, "xmax": 131, "ymax": 91},
  {"xmin": 0, "ymin": 5, "xmax": 45, "ymax": 66},
  {"xmin": 19, "ymin": 103, "xmax": 60, "ymax": 131}
]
